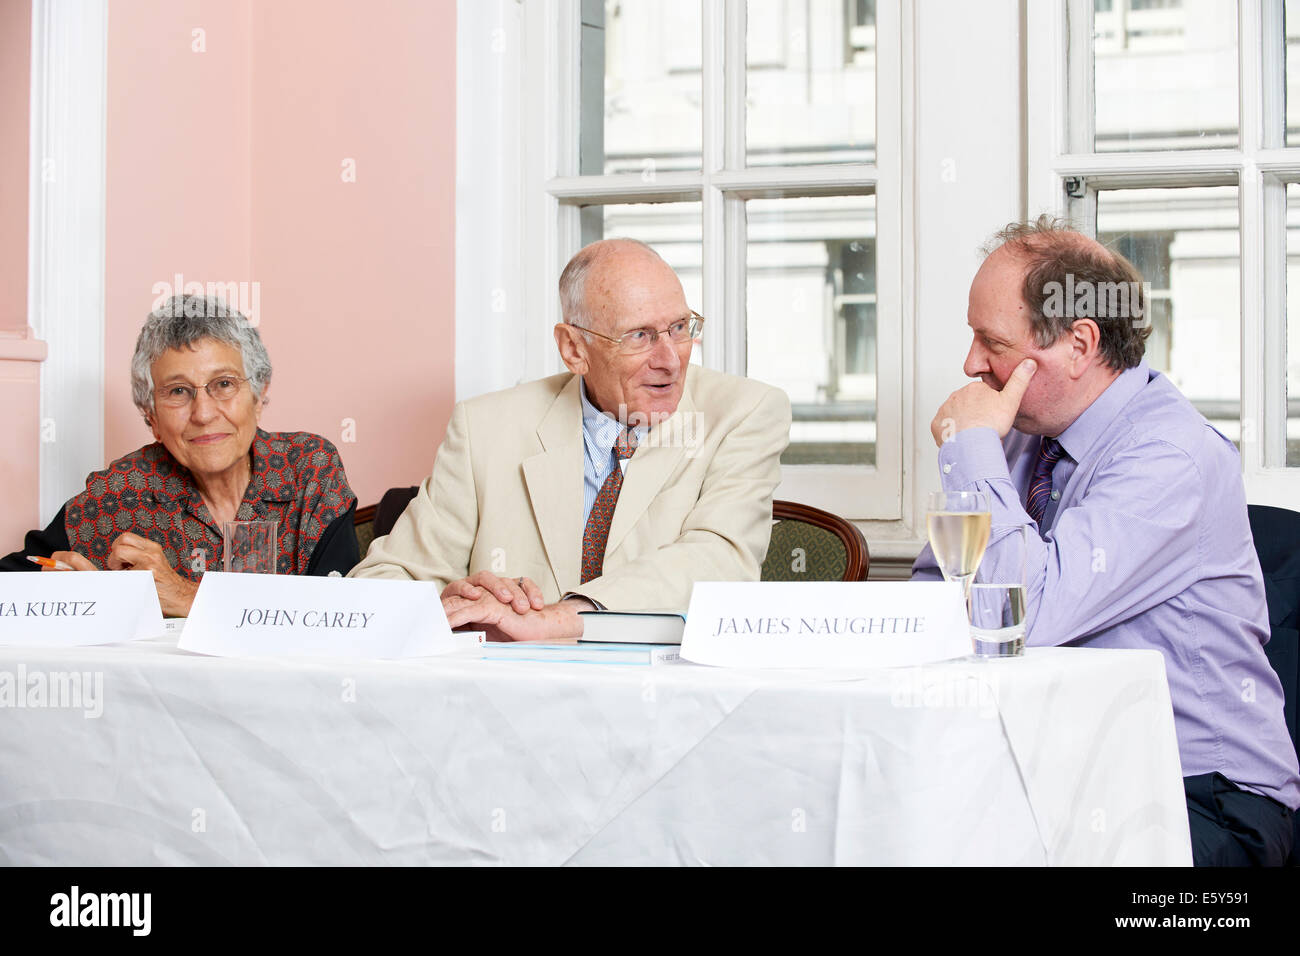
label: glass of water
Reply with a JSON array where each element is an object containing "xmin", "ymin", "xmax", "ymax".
[
  {"xmin": 968, "ymin": 526, "xmax": 1028, "ymax": 658},
  {"xmin": 222, "ymin": 520, "xmax": 279, "ymax": 574}
]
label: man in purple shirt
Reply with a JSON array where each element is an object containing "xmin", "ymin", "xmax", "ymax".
[{"xmin": 913, "ymin": 216, "xmax": 1299, "ymax": 866}]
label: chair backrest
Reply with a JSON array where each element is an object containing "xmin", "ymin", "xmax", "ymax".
[
  {"xmin": 353, "ymin": 486, "xmax": 420, "ymax": 558},
  {"xmin": 1246, "ymin": 503, "xmax": 1300, "ymax": 865},
  {"xmin": 761, "ymin": 500, "xmax": 869, "ymax": 582},
  {"xmin": 353, "ymin": 504, "xmax": 377, "ymax": 558},
  {"xmin": 1247, "ymin": 504, "xmax": 1300, "ymax": 752},
  {"xmin": 355, "ymin": 491, "xmax": 870, "ymax": 581},
  {"xmin": 375, "ymin": 486, "xmax": 420, "ymax": 538}
]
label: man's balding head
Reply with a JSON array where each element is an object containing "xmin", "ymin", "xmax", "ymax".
[
  {"xmin": 983, "ymin": 216, "xmax": 1151, "ymax": 371},
  {"xmin": 558, "ymin": 238, "xmax": 668, "ymax": 330},
  {"xmin": 554, "ymin": 238, "xmax": 695, "ymax": 422},
  {"xmin": 963, "ymin": 217, "xmax": 1151, "ymax": 436}
]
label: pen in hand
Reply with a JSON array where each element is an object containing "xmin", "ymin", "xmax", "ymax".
[{"xmin": 26, "ymin": 555, "xmax": 74, "ymax": 571}]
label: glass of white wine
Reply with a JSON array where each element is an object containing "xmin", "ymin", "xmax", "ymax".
[{"xmin": 926, "ymin": 491, "xmax": 991, "ymax": 602}]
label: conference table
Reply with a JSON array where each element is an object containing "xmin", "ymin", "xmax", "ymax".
[{"xmin": 0, "ymin": 635, "xmax": 1192, "ymax": 866}]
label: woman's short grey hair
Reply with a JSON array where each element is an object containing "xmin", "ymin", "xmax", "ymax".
[{"xmin": 130, "ymin": 294, "xmax": 272, "ymax": 422}]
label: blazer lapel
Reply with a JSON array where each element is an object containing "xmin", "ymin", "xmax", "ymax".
[
  {"xmin": 522, "ymin": 377, "xmax": 584, "ymax": 593},
  {"xmin": 602, "ymin": 383, "xmax": 693, "ymax": 560}
]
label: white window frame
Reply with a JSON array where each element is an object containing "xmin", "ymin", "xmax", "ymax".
[
  {"xmin": 520, "ymin": 0, "xmax": 903, "ymax": 520},
  {"xmin": 1027, "ymin": 0, "xmax": 1300, "ymax": 507},
  {"xmin": 458, "ymin": 0, "xmax": 1030, "ymax": 567}
]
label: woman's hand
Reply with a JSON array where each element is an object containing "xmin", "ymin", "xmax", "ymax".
[
  {"xmin": 106, "ymin": 533, "xmax": 199, "ymax": 617},
  {"xmin": 45, "ymin": 551, "xmax": 96, "ymax": 571}
]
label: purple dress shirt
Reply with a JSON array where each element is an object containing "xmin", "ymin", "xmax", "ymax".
[{"xmin": 913, "ymin": 361, "xmax": 1300, "ymax": 809}]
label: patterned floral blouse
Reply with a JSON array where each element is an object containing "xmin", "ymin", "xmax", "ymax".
[{"xmin": 2, "ymin": 430, "xmax": 358, "ymax": 578}]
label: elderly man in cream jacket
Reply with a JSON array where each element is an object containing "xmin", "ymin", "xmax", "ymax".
[{"xmin": 351, "ymin": 238, "xmax": 791, "ymax": 641}]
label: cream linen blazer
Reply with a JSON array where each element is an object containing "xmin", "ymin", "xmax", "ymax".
[{"xmin": 350, "ymin": 365, "xmax": 792, "ymax": 610}]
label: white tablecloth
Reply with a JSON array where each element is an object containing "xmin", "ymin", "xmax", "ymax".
[{"xmin": 0, "ymin": 638, "xmax": 1192, "ymax": 865}]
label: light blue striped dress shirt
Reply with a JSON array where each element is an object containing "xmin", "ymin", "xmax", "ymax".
[{"xmin": 579, "ymin": 379, "xmax": 648, "ymax": 526}]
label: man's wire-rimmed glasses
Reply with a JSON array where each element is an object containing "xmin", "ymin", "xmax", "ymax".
[{"xmin": 566, "ymin": 312, "xmax": 704, "ymax": 355}]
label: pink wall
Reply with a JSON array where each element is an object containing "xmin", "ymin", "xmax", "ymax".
[
  {"xmin": 0, "ymin": 0, "xmax": 30, "ymax": 332},
  {"xmin": 105, "ymin": 0, "xmax": 253, "ymax": 455},
  {"xmin": 104, "ymin": 0, "xmax": 456, "ymax": 507},
  {"xmin": 0, "ymin": 0, "xmax": 43, "ymax": 548},
  {"xmin": 0, "ymin": 330, "xmax": 44, "ymax": 547},
  {"xmin": 248, "ymin": 0, "xmax": 455, "ymax": 507}
]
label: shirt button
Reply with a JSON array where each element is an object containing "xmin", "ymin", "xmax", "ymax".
[
  {"xmin": 1050, "ymin": 490, "xmax": 1060, "ymax": 500},
  {"xmin": 942, "ymin": 464, "xmax": 953, "ymax": 475}
]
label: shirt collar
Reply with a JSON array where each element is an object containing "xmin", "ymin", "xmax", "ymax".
[
  {"xmin": 179, "ymin": 428, "xmax": 290, "ymax": 526},
  {"xmin": 579, "ymin": 379, "xmax": 648, "ymax": 456},
  {"xmin": 1055, "ymin": 360, "xmax": 1152, "ymax": 462}
]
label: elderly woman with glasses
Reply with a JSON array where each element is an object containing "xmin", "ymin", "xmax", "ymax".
[{"xmin": 1, "ymin": 294, "xmax": 358, "ymax": 615}]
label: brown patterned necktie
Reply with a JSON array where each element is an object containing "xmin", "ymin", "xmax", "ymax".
[{"xmin": 581, "ymin": 427, "xmax": 638, "ymax": 583}]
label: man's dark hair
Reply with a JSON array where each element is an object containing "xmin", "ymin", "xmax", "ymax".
[{"xmin": 984, "ymin": 214, "xmax": 1151, "ymax": 370}]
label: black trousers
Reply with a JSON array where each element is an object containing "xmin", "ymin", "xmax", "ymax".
[{"xmin": 1185, "ymin": 772, "xmax": 1296, "ymax": 866}]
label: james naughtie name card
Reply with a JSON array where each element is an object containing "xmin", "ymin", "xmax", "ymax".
[
  {"xmin": 180, "ymin": 572, "xmax": 461, "ymax": 659},
  {"xmin": 681, "ymin": 581, "xmax": 970, "ymax": 668},
  {"xmin": 0, "ymin": 571, "xmax": 164, "ymax": 647}
]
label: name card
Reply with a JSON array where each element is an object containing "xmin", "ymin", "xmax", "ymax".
[
  {"xmin": 681, "ymin": 581, "xmax": 970, "ymax": 669},
  {"xmin": 0, "ymin": 570, "xmax": 165, "ymax": 647},
  {"xmin": 179, "ymin": 572, "xmax": 463, "ymax": 660}
]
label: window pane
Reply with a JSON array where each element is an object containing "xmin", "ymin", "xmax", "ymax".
[
  {"xmin": 1288, "ymin": 0, "xmax": 1300, "ymax": 147},
  {"xmin": 745, "ymin": 0, "xmax": 876, "ymax": 166},
  {"xmin": 746, "ymin": 195, "xmax": 876, "ymax": 465},
  {"xmin": 1093, "ymin": 0, "xmax": 1238, "ymax": 152},
  {"xmin": 1097, "ymin": 185, "xmax": 1241, "ymax": 445},
  {"xmin": 576, "ymin": 200, "xmax": 704, "ymax": 329},
  {"xmin": 580, "ymin": 0, "xmax": 702, "ymax": 175},
  {"xmin": 1285, "ymin": 184, "xmax": 1300, "ymax": 465}
]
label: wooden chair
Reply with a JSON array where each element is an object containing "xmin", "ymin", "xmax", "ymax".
[
  {"xmin": 353, "ymin": 503, "xmax": 377, "ymax": 558},
  {"xmin": 353, "ymin": 486, "xmax": 420, "ymax": 557},
  {"xmin": 355, "ymin": 491, "xmax": 870, "ymax": 583},
  {"xmin": 761, "ymin": 500, "xmax": 870, "ymax": 582}
]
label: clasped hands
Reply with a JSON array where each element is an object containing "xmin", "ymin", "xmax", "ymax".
[
  {"xmin": 441, "ymin": 571, "xmax": 588, "ymax": 642},
  {"xmin": 45, "ymin": 532, "xmax": 199, "ymax": 617},
  {"xmin": 930, "ymin": 359, "xmax": 1037, "ymax": 447}
]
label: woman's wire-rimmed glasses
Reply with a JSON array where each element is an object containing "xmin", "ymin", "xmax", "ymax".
[{"xmin": 155, "ymin": 375, "xmax": 249, "ymax": 408}]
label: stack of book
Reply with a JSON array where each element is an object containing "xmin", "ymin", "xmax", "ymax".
[
  {"xmin": 482, "ymin": 610, "xmax": 688, "ymax": 666},
  {"xmin": 482, "ymin": 641, "xmax": 680, "ymax": 666},
  {"xmin": 576, "ymin": 610, "xmax": 686, "ymax": 645}
]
